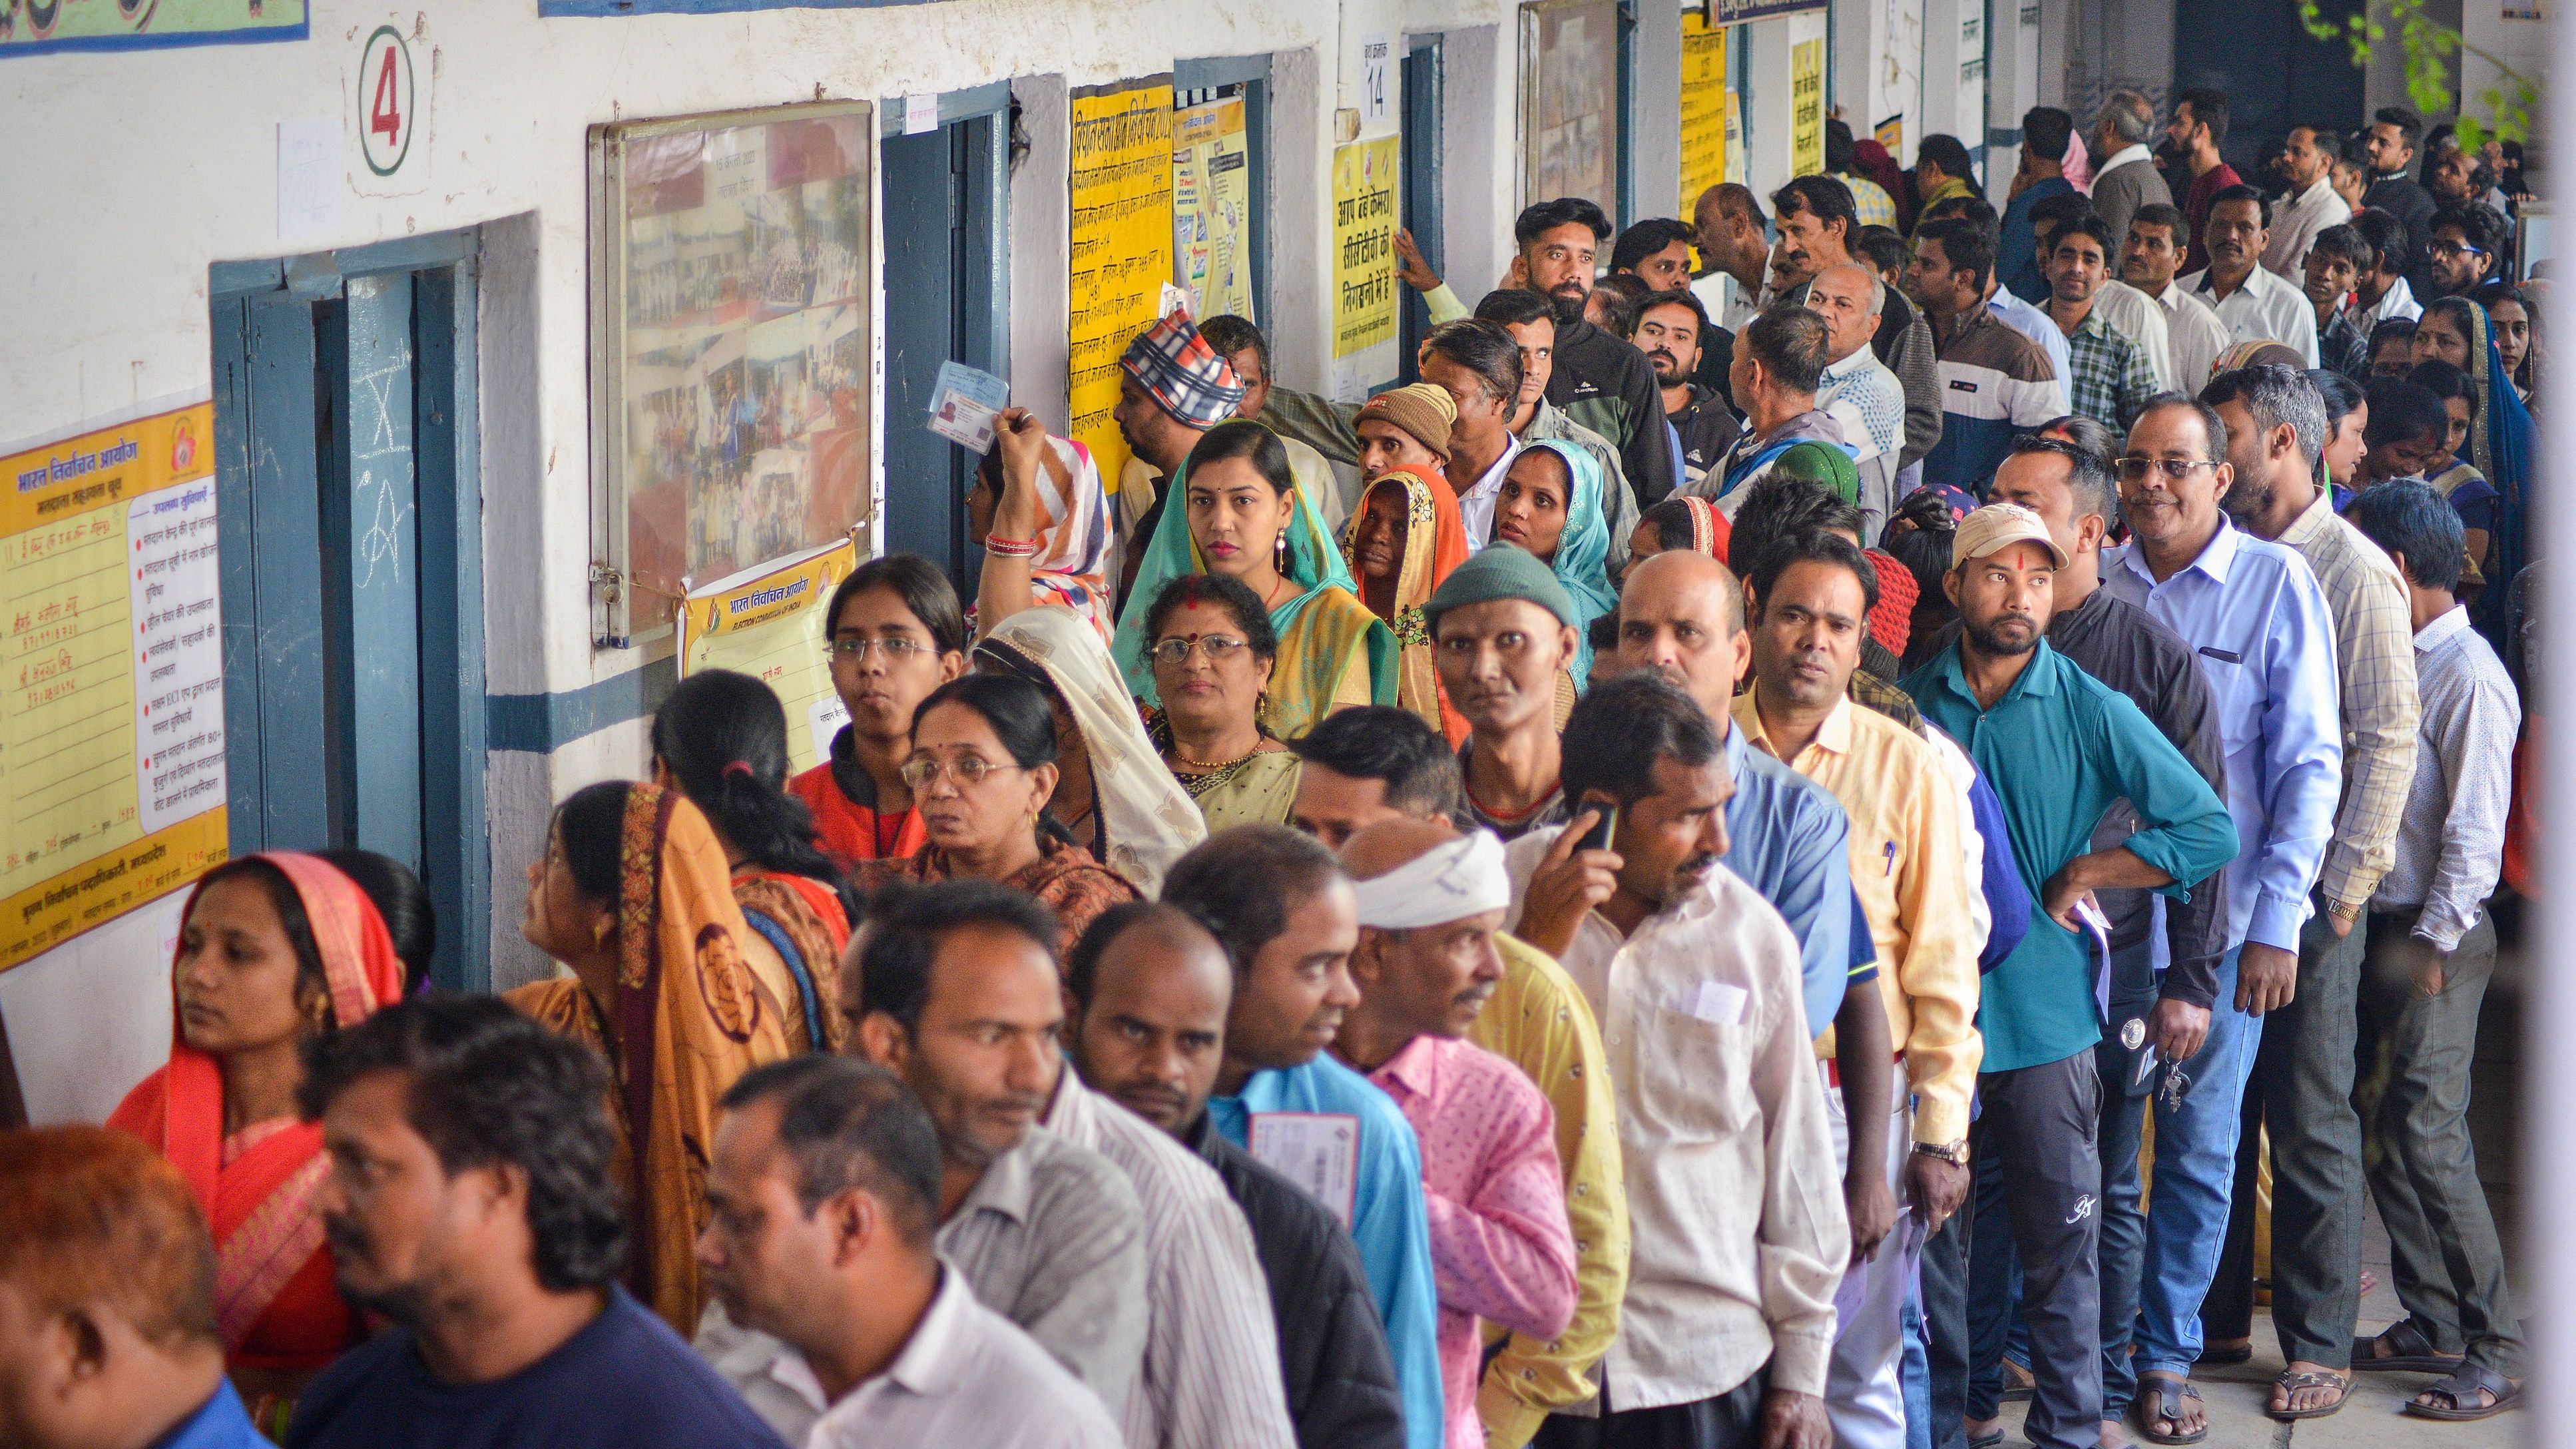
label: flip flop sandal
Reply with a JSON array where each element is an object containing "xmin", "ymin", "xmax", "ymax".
[
  {"xmin": 2353, "ymin": 1320, "xmax": 2466, "ymax": 1374},
  {"xmin": 2404, "ymin": 1361, "xmax": 2525, "ymax": 1421},
  {"xmin": 2196, "ymin": 1340, "xmax": 2253, "ymax": 1366},
  {"xmin": 2131, "ymin": 1379, "xmax": 2208, "ymax": 1445},
  {"xmin": 2264, "ymin": 1368, "xmax": 2352, "ymax": 1421}
]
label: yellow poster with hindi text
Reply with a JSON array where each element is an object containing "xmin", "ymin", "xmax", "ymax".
[
  {"xmin": 1791, "ymin": 39, "xmax": 1826, "ymax": 176},
  {"xmin": 1679, "ymin": 13, "xmax": 1728, "ymax": 206},
  {"xmin": 1068, "ymin": 79, "xmax": 1177, "ymax": 494},
  {"xmin": 1330, "ymin": 136, "xmax": 1401, "ymax": 401}
]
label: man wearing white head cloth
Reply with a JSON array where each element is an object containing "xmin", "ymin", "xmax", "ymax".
[{"xmin": 1331, "ymin": 818, "xmax": 1581, "ymax": 1449}]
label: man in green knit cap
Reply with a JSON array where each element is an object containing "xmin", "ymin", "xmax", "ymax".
[{"xmin": 1425, "ymin": 545, "xmax": 1582, "ymax": 840}]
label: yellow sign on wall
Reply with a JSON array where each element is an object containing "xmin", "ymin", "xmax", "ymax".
[
  {"xmin": 1068, "ymin": 78, "xmax": 1177, "ymax": 491},
  {"xmin": 1329, "ymin": 136, "xmax": 1401, "ymax": 401},
  {"xmin": 678, "ymin": 539, "xmax": 858, "ymax": 775},
  {"xmin": 0, "ymin": 404, "xmax": 232, "ymax": 974},
  {"xmin": 1790, "ymin": 39, "xmax": 1827, "ymax": 176},
  {"xmin": 1679, "ymin": 14, "xmax": 1728, "ymax": 206}
]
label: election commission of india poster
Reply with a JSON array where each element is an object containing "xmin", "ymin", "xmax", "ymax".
[
  {"xmin": 1678, "ymin": 13, "xmax": 1728, "ymax": 205},
  {"xmin": 0, "ymin": 404, "xmax": 230, "ymax": 974},
  {"xmin": 1330, "ymin": 137, "xmax": 1400, "ymax": 401},
  {"xmin": 1172, "ymin": 97, "xmax": 1254, "ymax": 324},
  {"xmin": 676, "ymin": 539, "xmax": 857, "ymax": 774},
  {"xmin": 1069, "ymin": 77, "xmax": 1176, "ymax": 492}
]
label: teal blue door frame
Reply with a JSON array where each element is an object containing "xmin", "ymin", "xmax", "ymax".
[{"xmin": 209, "ymin": 229, "xmax": 489, "ymax": 990}]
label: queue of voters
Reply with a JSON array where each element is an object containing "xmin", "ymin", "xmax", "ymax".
[{"xmin": 0, "ymin": 60, "xmax": 2549, "ymax": 1449}]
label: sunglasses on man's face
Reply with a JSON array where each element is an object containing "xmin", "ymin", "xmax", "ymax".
[{"xmin": 2115, "ymin": 456, "xmax": 2217, "ymax": 482}]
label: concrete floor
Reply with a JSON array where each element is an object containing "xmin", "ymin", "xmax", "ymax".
[{"xmin": 1994, "ymin": 922, "xmax": 2528, "ymax": 1448}]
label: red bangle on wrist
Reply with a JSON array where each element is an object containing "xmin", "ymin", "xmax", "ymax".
[{"xmin": 983, "ymin": 535, "xmax": 1038, "ymax": 558}]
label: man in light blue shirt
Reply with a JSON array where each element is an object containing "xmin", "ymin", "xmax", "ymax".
[
  {"xmin": 1162, "ymin": 826, "xmax": 1447, "ymax": 1449},
  {"xmin": 2099, "ymin": 396, "xmax": 2343, "ymax": 1442}
]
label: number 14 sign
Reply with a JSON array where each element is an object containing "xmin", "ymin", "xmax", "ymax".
[{"xmin": 354, "ymin": 24, "xmax": 429, "ymax": 190}]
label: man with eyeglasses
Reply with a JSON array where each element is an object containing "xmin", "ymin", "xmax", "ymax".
[
  {"xmin": 2098, "ymin": 396, "xmax": 2343, "ymax": 1444},
  {"xmin": 2425, "ymin": 205, "xmax": 2502, "ymax": 299}
]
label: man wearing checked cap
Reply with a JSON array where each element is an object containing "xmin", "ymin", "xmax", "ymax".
[
  {"xmin": 1897, "ymin": 504, "xmax": 2237, "ymax": 1449},
  {"xmin": 1113, "ymin": 309, "xmax": 1246, "ymax": 595}
]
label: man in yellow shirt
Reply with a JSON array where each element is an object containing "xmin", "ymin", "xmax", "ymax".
[
  {"xmin": 1286, "ymin": 705, "xmax": 1629, "ymax": 1449},
  {"xmin": 1732, "ymin": 529, "xmax": 1983, "ymax": 1449}
]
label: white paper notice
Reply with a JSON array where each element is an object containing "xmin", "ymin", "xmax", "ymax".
[
  {"xmin": 277, "ymin": 118, "xmax": 342, "ymax": 242},
  {"xmin": 1360, "ymin": 33, "xmax": 1393, "ymax": 127},
  {"xmin": 1688, "ymin": 979, "xmax": 1749, "ymax": 1025},
  {"xmin": 128, "ymin": 481, "xmax": 226, "ymax": 834},
  {"xmin": 808, "ymin": 694, "xmax": 849, "ymax": 766},
  {"xmin": 1248, "ymin": 1111, "xmax": 1361, "ymax": 1229},
  {"xmin": 904, "ymin": 94, "xmax": 939, "ymax": 135}
]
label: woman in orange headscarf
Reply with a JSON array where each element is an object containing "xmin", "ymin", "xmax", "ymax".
[
  {"xmin": 508, "ymin": 782, "xmax": 792, "ymax": 1333},
  {"xmin": 1344, "ymin": 465, "xmax": 1472, "ymax": 744},
  {"xmin": 109, "ymin": 853, "xmax": 407, "ymax": 1430}
]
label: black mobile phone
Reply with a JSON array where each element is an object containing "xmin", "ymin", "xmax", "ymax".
[{"xmin": 1574, "ymin": 800, "xmax": 1620, "ymax": 854}]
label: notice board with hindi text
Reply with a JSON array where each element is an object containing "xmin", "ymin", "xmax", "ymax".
[
  {"xmin": 0, "ymin": 404, "xmax": 231, "ymax": 974},
  {"xmin": 676, "ymin": 539, "xmax": 857, "ymax": 774},
  {"xmin": 1330, "ymin": 137, "xmax": 1400, "ymax": 402},
  {"xmin": 1172, "ymin": 97, "xmax": 1255, "ymax": 323},
  {"xmin": 1679, "ymin": 14, "xmax": 1728, "ymax": 206},
  {"xmin": 1790, "ymin": 39, "xmax": 1826, "ymax": 176},
  {"xmin": 1068, "ymin": 78, "xmax": 1177, "ymax": 491}
]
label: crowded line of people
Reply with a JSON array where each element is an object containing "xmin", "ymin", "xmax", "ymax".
[{"xmin": 0, "ymin": 81, "xmax": 2537, "ymax": 1449}]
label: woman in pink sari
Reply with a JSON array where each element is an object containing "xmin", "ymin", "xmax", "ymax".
[{"xmin": 109, "ymin": 852, "xmax": 405, "ymax": 1433}]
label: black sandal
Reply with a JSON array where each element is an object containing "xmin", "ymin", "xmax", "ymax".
[
  {"xmin": 2404, "ymin": 1361, "xmax": 2524, "ymax": 1421},
  {"xmin": 2354, "ymin": 1320, "xmax": 2465, "ymax": 1374},
  {"xmin": 2195, "ymin": 1338, "xmax": 2252, "ymax": 1366},
  {"xmin": 1999, "ymin": 1357, "xmax": 2035, "ymax": 1402},
  {"xmin": 2130, "ymin": 1377, "xmax": 2208, "ymax": 1444},
  {"xmin": 2264, "ymin": 1368, "xmax": 2350, "ymax": 1421}
]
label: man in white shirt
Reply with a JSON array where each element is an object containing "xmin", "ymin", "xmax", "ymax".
[
  {"xmin": 1507, "ymin": 672, "xmax": 1846, "ymax": 1449},
  {"xmin": 2179, "ymin": 186, "xmax": 2320, "ymax": 366},
  {"xmin": 2122, "ymin": 203, "xmax": 2234, "ymax": 392},
  {"xmin": 2264, "ymin": 126, "xmax": 2353, "ymax": 279},
  {"xmin": 1416, "ymin": 320, "xmax": 1526, "ymax": 549},
  {"xmin": 1806, "ymin": 261, "xmax": 1907, "ymax": 541},
  {"xmin": 699, "ymin": 1055, "xmax": 1126, "ymax": 1449}
]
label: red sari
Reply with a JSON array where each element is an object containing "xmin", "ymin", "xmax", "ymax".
[{"xmin": 108, "ymin": 853, "xmax": 405, "ymax": 1374}]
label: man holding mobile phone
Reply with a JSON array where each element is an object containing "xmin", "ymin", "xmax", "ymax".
[
  {"xmin": 1735, "ymin": 530, "xmax": 1982, "ymax": 1449},
  {"xmin": 1507, "ymin": 674, "xmax": 1846, "ymax": 1449}
]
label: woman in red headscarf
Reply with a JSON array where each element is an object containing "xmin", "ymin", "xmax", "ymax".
[{"xmin": 108, "ymin": 853, "xmax": 406, "ymax": 1432}]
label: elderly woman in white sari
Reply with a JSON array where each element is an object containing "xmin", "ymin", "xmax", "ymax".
[{"xmin": 974, "ymin": 605, "xmax": 1206, "ymax": 894}]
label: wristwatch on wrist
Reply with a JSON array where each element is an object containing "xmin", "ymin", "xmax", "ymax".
[{"xmin": 1912, "ymin": 1139, "xmax": 1969, "ymax": 1165}]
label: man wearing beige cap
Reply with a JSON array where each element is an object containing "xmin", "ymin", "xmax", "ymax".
[
  {"xmin": 1900, "ymin": 503, "xmax": 2237, "ymax": 1449},
  {"xmin": 1354, "ymin": 384, "xmax": 1455, "ymax": 485}
]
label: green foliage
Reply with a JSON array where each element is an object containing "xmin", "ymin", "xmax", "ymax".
[{"xmin": 2295, "ymin": 0, "xmax": 2537, "ymax": 150}]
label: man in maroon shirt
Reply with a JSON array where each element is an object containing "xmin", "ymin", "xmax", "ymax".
[{"xmin": 2166, "ymin": 89, "xmax": 2242, "ymax": 275}]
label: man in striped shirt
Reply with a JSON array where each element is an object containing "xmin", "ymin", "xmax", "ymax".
[{"xmin": 1907, "ymin": 219, "xmax": 2066, "ymax": 499}]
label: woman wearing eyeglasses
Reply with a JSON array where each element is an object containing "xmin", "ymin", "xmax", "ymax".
[
  {"xmin": 790, "ymin": 556, "xmax": 970, "ymax": 864},
  {"xmin": 852, "ymin": 672, "xmax": 1139, "ymax": 957},
  {"xmin": 1114, "ymin": 419, "xmax": 1398, "ymax": 741},
  {"xmin": 1141, "ymin": 573, "xmax": 1303, "ymax": 831}
]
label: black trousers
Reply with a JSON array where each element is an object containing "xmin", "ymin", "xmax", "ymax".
[
  {"xmin": 1963, "ymin": 1052, "xmax": 2103, "ymax": 1449},
  {"xmin": 1533, "ymin": 1364, "xmax": 1769, "ymax": 1449}
]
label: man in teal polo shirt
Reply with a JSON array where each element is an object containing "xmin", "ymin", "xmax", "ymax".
[{"xmin": 1900, "ymin": 503, "xmax": 2236, "ymax": 1449}]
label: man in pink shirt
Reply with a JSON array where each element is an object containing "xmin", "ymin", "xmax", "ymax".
[{"xmin": 1332, "ymin": 818, "xmax": 1581, "ymax": 1449}]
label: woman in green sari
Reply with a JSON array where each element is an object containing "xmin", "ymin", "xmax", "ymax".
[{"xmin": 1115, "ymin": 419, "xmax": 1396, "ymax": 740}]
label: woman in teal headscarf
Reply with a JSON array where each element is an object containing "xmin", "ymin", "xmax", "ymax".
[
  {"xmin": 1115, "ymin": 420, "xmax": 1398, "ymax": 740},
  {"xmin": 1489, "ymin": 437, "xmax": 1619, "ymax": 683},
  {"xmin": 2420, "ymin": 296, "xmax": 2537, "ymax": 639}
]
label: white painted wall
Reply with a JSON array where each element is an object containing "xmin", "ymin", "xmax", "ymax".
[{"xmin": 2, "ymin": 0, "xmax": 1559, "ymax": 1118}]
